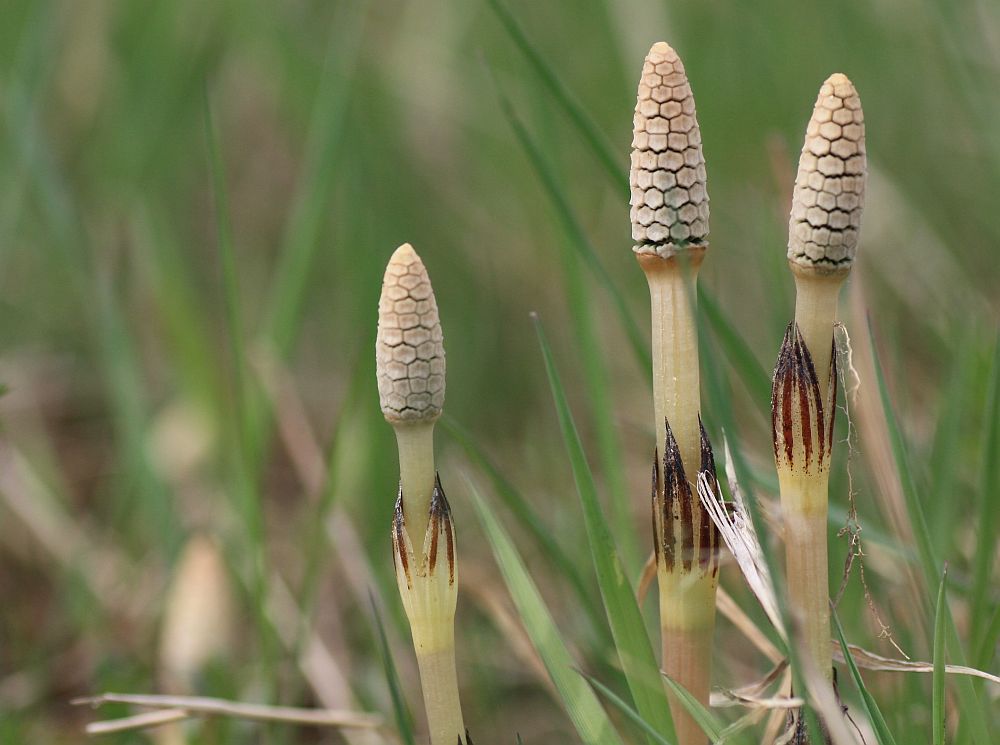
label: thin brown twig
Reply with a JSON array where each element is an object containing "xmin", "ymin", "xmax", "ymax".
[
  {"xmin": 831, "ymin": 323, "xmax": 906, "ymax": 659},
  {"xmin": 85, "ymin": 709, "xmax": 191, "ymax": 735},
  {"xmin": 73, "ymin": 693, "xmax": 382, "ymax": 732},
  {"xmin": 716, "ymin": 587, "xmax": 783, "ymax": 664}
]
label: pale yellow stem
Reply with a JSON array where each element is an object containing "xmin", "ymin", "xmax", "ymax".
[
  {"xmin": 658, "ymin": 569, "xmax": 718, "ymax": 743},
  {"xmin": 394, "ymin": 421, "xmax": 436, "ymax": 545},
  {"xmin": 415, "ymin": 646, "xmax": 465, "ymax": 745},
  {"xmin": 642, "ymin": 250, "xmax": 716, "ymax": 745},
  {"xmin": 787, "ymin": 265, "xmax": 845, "ymax": 684},
  {"xmin": 640, "ymin": 253, "xmax": 703, "ymax": 473},
  {"xmin": 779, "ymin": 470, "xmax": 832, "ymax": 681}
]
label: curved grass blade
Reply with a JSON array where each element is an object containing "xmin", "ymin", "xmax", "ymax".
[
  {"xmin": 560, "ymin": 239, "xmax": 640, "ymax": 575},
  {"xmin": 534, "ymin": 315, "xmax": 675, "ymax": 743},
  {"xmin": 700, "ymin": 291, "xmax": 771, "ymax": 409},
  {"xmin": 490, "ymin": 74, "xmax": 651, "ymax": 380},
  {"xmin": 975, "ymin": 603, "xmax": 1000, "ymax": 671},
  {"xmin": 868, "ymin": 318, "xmax": 991, "ymax": 745},
  {"xmin": 264, "ymin": 1, "xmax": 367, "ymax": 356},
  {"xmin": 660, "ymin": 676, "xmax": 725, "ymax": 742},
  {"xmin": 831, "ymin": 611, "xmax": 897, "ymax": 745},
  {"xmin": 971, "ymin": 330, "xmax": 1000, "ymax": 651},
  {"xmin": 482, "ymin": 9, "xmax": 760, "ymax": 404},
  {"xmin": 204, "ymin": 90, "xmax": 275, "ymax": 685},
  {"xmin": 932, "ymin": 567, "xmax": 948, "ymax": 745},
  {"xmin": 484, "ymin": 0, "xmax": 625, "ymax": 192},
  {"xmin": 580, "ymin": 672, "xmax": 674, "ymax": 745},
  {"xmin": 468, "ymin": 479, "xmax": 625, "ymax": 745},
  {"xmin": 371, "ymin": 594, "xmax": 416, "ymax": 745},
  {"xmin": 441, "ymin": 416, "xmax": 609, "ymax": 642}
]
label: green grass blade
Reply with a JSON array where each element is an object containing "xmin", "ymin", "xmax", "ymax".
[
  {"xmin": 974, "ymin": 603, "xmax": 1000, "ymax": 670},
  {"xmin": 484, "ymin": 0, "xmax": 767, "ymax": 411},
  {"xmin": 559, "ymin": 225, "xmax": 639, "ymax": 574},
  {"xmin": 867, "ymin": 319, "xmax": 938, "ymax": 600},
  {"xmin": 533, "ymin": 315, "xmax": 675, "ymax": 743},
  {"xmin": 468, "ymin": 479, "xmax": 625, "ymax": 745},
  {"xmin": 203, "ymin": 89, "xmax": 275, "ymax": 687},
  {"xmin": 926, "ymin": 336, "xmax": 975, "ymax": 558},
  {"xmin": 441, "ymin": 415, "xmax": 610, "ymax": 642},
  {"xmin": 371, "ymin": 595, "xmax": 417, "ymax": 745},
  {"xmin": 700, "ymin": 290, "xmax": 771, "ymax": 408},
  {"xmin": 660, "ymin": 676, "xmax": 724, "ymax": 742},
  {"xmin": 832, "ymin": 611, "xmax": 898, "ymax": 745},
  {"xmin": 933, "ymin": 567, "xmax": 948, "ymax": 745},
  {"xmin": 484, "ymin": 0, "xmax": 625, "ymax": 193},
  {"xmin": 868, "ymin": 320, "xmax": 991, "ymax": 745},
  {"xmin": 491, "ymin": 75, "xmax": 652, "ymax": 380},
  {"xmin": 971, "ymin": 330, "xmax": 1000, "ymax": 650},
  {"xmin": 581, "ymin": 672, "xmax": 674, "ymax": 745},
  {"xmin": 263, "ymin": 2, "xmax": 366, "ymax": 357}
]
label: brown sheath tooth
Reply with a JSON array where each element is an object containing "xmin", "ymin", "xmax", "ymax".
[
  {"xmin": 392, "ymin": 474, "xmax": 456, "ymax": 585},
  {"xmin": 771, "ymin": 323, "xmax": 838, "ymax": 474},
  {"xmin": 392, "ymin": 484, "xmax": 411, "ymax": 586},
  {"xmin": 428, "ymin": 473, "xmax": 456, "ymax": 585},
  {"xmin": 657, "ymin": 418, "xmax": 695, "ymax": 572}
]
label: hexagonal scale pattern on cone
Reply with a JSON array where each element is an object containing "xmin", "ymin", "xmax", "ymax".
[
  {"xmin": 630, "ymin": 42, "xmax": 709, "ymax": 256},
  {"xmin": 376, "ymin": 244, "xmax": 446, "ymax": 422},
  {"xmin": 787, "ymin": 73, "xmax": 866, "ymax": 270}
]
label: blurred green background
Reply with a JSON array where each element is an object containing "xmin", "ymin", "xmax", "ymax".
[{"xmin": 2, "ymin": 0, "xmax": 998, "ymax": 742}]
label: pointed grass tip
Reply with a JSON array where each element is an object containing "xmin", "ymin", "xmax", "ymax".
[
  {"xmin": 788, "ymin": 73, "xmax": 866, "ymax": 275},
  {"xmin": 652, "ymin": 417, "xmax": 720, "ymax": 575},
  {"xmin": 630, "ymin": 41, "xmax": 709, "ymax": 259},
  {"xmin": 770, "ymin": 323, "xmax": 837, "ymax": 474},
  {"xmin": 376, "ymin": 243, "xmax": 446, "ymax": 424}
]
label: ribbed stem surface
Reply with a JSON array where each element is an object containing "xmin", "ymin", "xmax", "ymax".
[
  {"xmin": 643, "ymin": 253, "xmax": 715, "ymax": 745},
  {"xmin": 395, "ymin": 422, "xmax": 436, "ymax": 545},
  {"xmin": 779, "ymin": 471, "xmax": 832, "ymax": 681},
  {"xmin": 415, "ymin": 646, "xmax": 465, "ymax": 745},
  {"xmin": 658, "ymin": 569, "xmax": 717, "ymax": 744},
  {"xmin": 792, "ymin": 269, "xmax": 843, "ymax": 396},
  {"xmin": 643, "ymin": 256, "xmax": 702, "ymax": 471}
]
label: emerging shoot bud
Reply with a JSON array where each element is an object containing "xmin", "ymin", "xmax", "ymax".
[
  {"xmin": 392, "ymin": 475, "xmax": 466, "ymax": 745},
  {"xmin": 159, "ymin": 534, "xmax": 235, "ymax": 693},
  {"xmin": 393, "ymin": 475, "xmax": 458, "ymax": 654}
]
